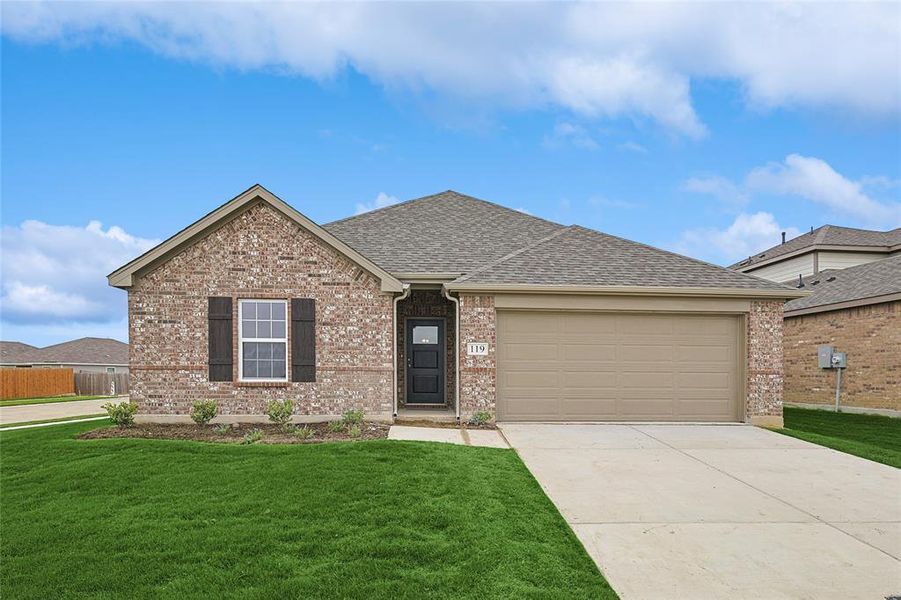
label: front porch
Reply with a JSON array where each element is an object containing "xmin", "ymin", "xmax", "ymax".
[{"xmin": 395, "ymin": 289, "xmax": 458, "ymax": 418}]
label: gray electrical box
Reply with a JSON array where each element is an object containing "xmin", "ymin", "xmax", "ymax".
[
  {"xmin": 831, "ymin": 352, "xmax": 847, "ymax": 369},
  {"xmin": 818, "ymin": 345, "xmax": 834, "ymax": 369}
]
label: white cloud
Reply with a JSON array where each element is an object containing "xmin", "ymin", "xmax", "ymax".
[
  {"xmin": 0, "ymin": 220, "xmax": 158, "ymax": 334},
  {"xmin": 746, "ymin": 154, "xmax": 901, "ymax": 226},
  {"xmin": 2, "ymin": 3, "xmax": 898, "ymax": 136},
  {"xmin": 683, "ymin": 175, "xmax": 749, "ymax": 208},
  {"xmin": 543, "ymin": 122, "xmax": 599, "ymax": 150},
  {"xmin": 354, "ymin": 192, "xmax": 400, "ymax": 215},
  {"xmin": 675, "ymin": 212, "xmax": 801, "ymax": 265},
  {"xmin": 619, "ymin": 141, "xmax": 648, "ymax": 154}
]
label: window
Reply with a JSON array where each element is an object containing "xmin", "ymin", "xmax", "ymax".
[
  {"xmin": 239, "ymin": 299, "xmax": 288, "ymax": 381},
  {"xmin": 412, "ymin": 325, "xmax": 438, "ymax": 344},
  {"xmin": 106, "ymin": 367, "xmax": 116, "ymax": 374}
]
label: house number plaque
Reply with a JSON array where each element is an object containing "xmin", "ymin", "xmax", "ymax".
[{"xmin": 467, "ymin": 342, "xmax": 489, "ymax": 356}]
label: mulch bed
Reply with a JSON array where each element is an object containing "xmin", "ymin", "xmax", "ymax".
[
  {"xmin": 79, "ymin": 421, "xmax": 390, "ymax": 445},
  {"xmin": 393, "ymin": 419, "xmax": 497, "ymax": 430}
]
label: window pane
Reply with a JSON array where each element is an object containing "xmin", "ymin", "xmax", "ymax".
[
  {"xmin": 243, "ymin": 302, "xmax": 256, "ymax": 319},
  {"xmin": 272, "ymin": 360, "xmax": 286, "ymax": 378},
  {"xmin": 412, "ymin": 325, "xmax": 439, "ymax": 344},
  {"xmin": 243, "ymin": 342, "xmax": 258, "ymax": 359},
  {"xmin": 271, "ymin": 302, "xmax": 285, "ymax": 320},
  {"xmin": 243, "ymin": 359, "xmax": 258, "ymax": 378},
  {"xmin": 258, "ymin": 303, "xmax": 271, "ymax": 319},
  {"xmin": 271, "ymin": 320, "xmax": 286, "ymax": 339},
  {"xmin": 259, "ymin": 343, "xmax": 272, "ymax": 359},
  {"xmin": 272, "ymin": 343, "xmax": 286, "ymax": 360},
  {"xmin": 258, "ymin": 360, "xmax": 273, "ymax": 378},
  {"xmin": 257, "ymin": 321, "xmax": 272, "ymax": 338},
  {"xmin": 242, "ymin": 320, "xmax": 256, "ymax": 338}
]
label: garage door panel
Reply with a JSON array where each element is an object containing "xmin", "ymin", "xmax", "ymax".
[{"xmin": 498, "ymin": 311, "xmax": 741, "ymax": 422}]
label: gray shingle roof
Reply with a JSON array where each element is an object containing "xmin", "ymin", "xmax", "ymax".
[
  {"xmin": 324, "ymin": 191, "xmax": 564, "ymax": 274},
  {"xmin": 785, "ymin": 255, "xmax": 901, "ymax": 313},
  {"xmin": 0, "ymin": 337, "xmax": 128, "ymax": 365},
  {"xmin": 454, "ymin": 225, "xmax": 794, "ymax": 290},
  {"xmin": 0, "ymin": 341, "xmax": 38, "ymax": 363},
  {"xmin": 731, "ymin": 225, "xmax": 901, "ymax": 269}
]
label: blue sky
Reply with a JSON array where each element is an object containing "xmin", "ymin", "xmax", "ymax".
[{"xmin": 1, "ymin": 2, "xmax": 899, "ymax": 346}]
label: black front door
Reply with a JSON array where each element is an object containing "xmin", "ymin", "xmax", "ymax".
[{"xmin": 406, "ymin": 319, "xmax": 445, "ymax": 404}]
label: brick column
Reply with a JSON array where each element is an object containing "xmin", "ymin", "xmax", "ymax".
[
  {"xmin": 746, "ymin": 300, "xmax": 785, "ymax": 427},
  {"xmin": 458, "ymin": 294, "xmax": 496, "ymax": 419}
]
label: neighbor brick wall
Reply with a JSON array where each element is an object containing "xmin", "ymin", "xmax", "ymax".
[
  {"xmin": 128, "ymin": 201, "xmax": 394, "ymax": 418},
  {"xmin": 784, "ymin": 300, "xmax": 899, "ymax": 411},
  {"xmin": 457, "ymin": 294, "xmax": 496, "ymax": 418},
  {"xmin": 746, "ymin": 300, "xmax": 785, "ymax": 421},
  {"xmin": 396, "ymin": 289, "xmax": 456, "ymax": 408}
]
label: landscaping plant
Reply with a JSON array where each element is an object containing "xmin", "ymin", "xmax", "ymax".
[
  {"xmin": 241, "ymin": 429, "xmax": 263, "ymax": 445},
  {"xmin": 347, "ymin": 424, "xmax": 362, "ymax": 438},
  {"xmin": 341, "ymin": 409, "xmax": 364, "ymax": 425},
  {"xmin": 190, "ymin": 400, "xmax": 218, "ymax": 425},
  {"xmin": 327, "ymin": 420, "xmax": 345, "ymax": 433},
  {"xmin": 101, "ymin": 401, "xmax": 138, "ymax": 427},
  {"xmin": 468, "ymin": 411, "xmax": 492, "ymax": 426},
  {"xmin": 293, "ymin": 425, "xmax": 315, "ymax": 440},
  {"xmin": 213, "ymin": 423, "xmax": 231, "ymax": 435},
  {"xmin": 266, "ymin": 398, "xmax": 294, "ymax": 430}
]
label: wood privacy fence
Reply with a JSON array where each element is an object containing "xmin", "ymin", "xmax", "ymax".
[
  {"xmin": 75, "ymin": 372, "xmax": 129, "ymax": 397},
  {"xmin": 0, "ymin": 368, "xmax": 75, "ymax": 400}
]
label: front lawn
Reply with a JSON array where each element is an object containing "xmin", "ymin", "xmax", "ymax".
[
  {"xmin": 777, "ymin": 406, "xmax": 901, "ymax": 468},
  {"xmin": 0, "ymin": 395, "xmax": 108, "ymax": 407},
  {"xmin": 0, "ymin": 422, "xmax": 615, "ymax": 599}
]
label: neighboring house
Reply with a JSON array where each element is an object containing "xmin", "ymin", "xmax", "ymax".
[
  {"xmin": 0, "ymin": 337, "xmax": 129, "ymax": 374},
  {"xmin": 782, "ymin": 256, "xmax": 900, "ymax": 413},
  {"xmin": 730, "ymin": 225, "xmax": 901, "ymax": 284},
  {"xmin": 108, "ymin": 185, "xmax": 802, "ymax": 426}
]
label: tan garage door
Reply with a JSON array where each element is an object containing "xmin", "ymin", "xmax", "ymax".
[{"xmin": 497, "ymin": 311, "xmax": 742, "ymax": 422}]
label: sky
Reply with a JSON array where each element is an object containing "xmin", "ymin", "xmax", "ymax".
[{"xmin": 1, "ymin": 2, "xmax": 900, "ymax": 347}]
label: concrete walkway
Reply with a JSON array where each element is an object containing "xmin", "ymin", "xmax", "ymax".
[
  {"xmin": 388, "ymin": 425, "xmax": 508, "ymax": 448},
  {"xmin": 0, "ymin": 398, "xmax": 117, "ymax": 425},
  {"xmin": 500, "ymin": 423, "xmax": 901, "ymax": 600}
]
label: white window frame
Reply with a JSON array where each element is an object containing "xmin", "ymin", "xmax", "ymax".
[{"xmin": 238, "ymin": 299, "xmax": 289, "ymax": 382}]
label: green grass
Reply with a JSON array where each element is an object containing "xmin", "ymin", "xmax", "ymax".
[
  {"xmin": 0, "ymin": 422, "xmax": 615, "ymax": 599},
  {"xmin": 0, "ymin": 414, "xmax": 108, "ymax": 429},
  {"xmin": 776, "ymin": 406, "xmax": 901, "ymax": 468},
  {"xmin": 0, "ymin": 395, "xmax": 108, "ymax": 407}
]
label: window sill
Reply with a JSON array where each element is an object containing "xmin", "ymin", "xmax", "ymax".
[{"xmin": 235, "ymin": 381, "xmax": 290, "ymax": 388}]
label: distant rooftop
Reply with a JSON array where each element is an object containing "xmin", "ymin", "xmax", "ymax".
[
  {"xmin": 731, "ymin": 225, "xmax": 901, "ymax": 270},
  {"xmin": 784, "ymin": 254, "xmax": 901, "ymax": 315},
  {"xmin": 0, "ymin": 337, "xmax": 128, "ymax": 366}
]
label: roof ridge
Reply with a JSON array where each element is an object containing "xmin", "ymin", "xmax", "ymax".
[
  {"xmin": 452, "ymin": 226, "xmax": 575, "ymax": 284},
  {"xmin": 570, "ymin": 224, "xmax": 798, "ymax": 291},
  {"xmin": 324, "ymin": 189, "xmax": 565, "ymax": 230}
]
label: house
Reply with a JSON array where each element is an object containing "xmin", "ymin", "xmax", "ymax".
[
  {"xmin": 730, "ymin": 225, "xmax": 901, "ymax": 284},
  {"xmin": 0, "ymin": 337, "xmax": 129, "ymax": 374},
  {"xmin": 782, "ymin": 255, "xmax": 900, "ymax": 413},
  {"xmin": 108, "ymin": 185, "xmax": 803, "ymax": 426}
]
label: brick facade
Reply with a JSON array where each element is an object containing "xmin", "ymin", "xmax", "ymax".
[
  {"xmin": 784, "ymin": 300, "xmax": 899, "ymax": 411},
  {"xmin": 129, "ymin": 201, "xmax": 394, "ymax": 419},
  {"xmin": 746, "ymin": 300, "xmax": 785, "ymax": 423},
  {"xmin": 457, "ymin": 294, "xmax": 496, "ymax": 419},
  {"xmin": 396, "ymin": 290, "xmax": 456, "ymax": 408}
]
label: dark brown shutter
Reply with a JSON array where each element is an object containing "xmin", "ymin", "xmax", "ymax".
[
  {"xmin": 208, "ymin": 297, "xmax": 233, "ymax": 382},
  {"xmin": 291, "ymin": 298, "xmax": 316, "ymax": 382}
]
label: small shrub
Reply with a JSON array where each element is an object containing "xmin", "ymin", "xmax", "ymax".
[
  {"xmin": 327, "ymin": 420, "xmax": 345, "ymax": 433},
  {"xmin": 341, "ymin": 409, "xmax": 364, "ymax": 425},
  {"xmin": 347, "ymin": 424, "xmax": 362, "ymax": 438},
  {"xmin": 241, "ymin": 429, "xmax": 263, "ymax": 445},
  {"xmin": 213, "ymin": 423, "xmax": 231, "ymax": 435},
  {"xmin": 191, "ymin": 399, "xmax": 218, "ymax": 425},
  {"xmin": 102, "ymin": 401, "xmax": 138, "ymax": 427},
  {"xmin": 293, "ymin": 425, "xmax": 315, "ymax": 440},
  {"xmin": 468, "ymin": 411, "xmax": 492, "ymax": 426},
  {"xmin": 266, "ymin": 398, "xmax": 294, "ymax": 430}
]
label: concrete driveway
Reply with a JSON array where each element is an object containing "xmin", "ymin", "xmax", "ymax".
[
  {"xmin": 500, "ymin": 423, "xmax": 901, "ymax": 600},
  {"xmin": 0, "ymin": 398, "xmax": 111, "ymax": 425}
]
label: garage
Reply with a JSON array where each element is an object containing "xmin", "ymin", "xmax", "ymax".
[{"xmin": 496, "ymin": 311, "xmax": 743, "ymax": 422}]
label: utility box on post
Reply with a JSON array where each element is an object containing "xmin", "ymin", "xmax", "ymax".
[
  {"xmin": 831, "ymin": 352, "xmax": 847, "ymax": 369},
  {"xmin": 818, "ymin": 345, "xmax": 834, "ymax": 369}
]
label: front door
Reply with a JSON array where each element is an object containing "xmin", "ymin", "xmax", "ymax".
[{"xmin": 406, "ymin": 319, "xmax": 445, "ymax": 404}]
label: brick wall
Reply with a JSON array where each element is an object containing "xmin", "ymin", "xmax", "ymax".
[
  {"xmin": 746, "ymin": 300, "xmax": 785, "ymax": 422},
  {"xmin": 129, "ymin": 201, "xmax": 394, "ymax": 418},
  {"xmin": 784, "ymin": 301, "xmax": 899, "ymax": 411},
  {"xmin": 457, "ymin": 294, "xmax": 496, "ymax": 418},
  {"xmin": 396, "ymin": 290, "xmax": 456, "ymax": 408}
]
